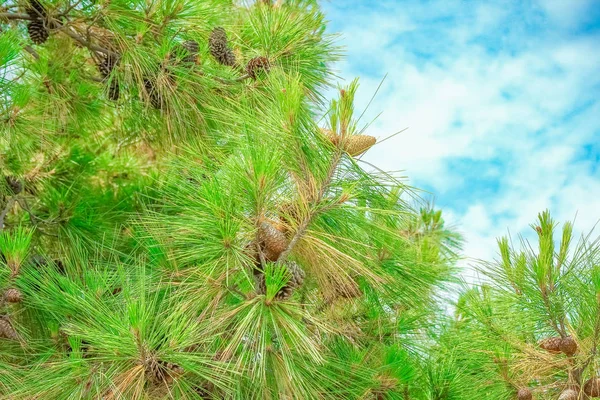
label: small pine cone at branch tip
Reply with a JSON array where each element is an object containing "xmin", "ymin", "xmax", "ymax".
[
  {"xmin": 584, "ymin": 377, "xmax": 600, "ymax": 397},
  {"xmin": 246, "ymin": 56, "xmax": 270, "ymax": 80},
  {"xmin": 4, "ymin": 288, "xmax": 22, "ymax": 303},
  {"xmin": 209, "ymin": 27, "xmax": 236, "ymax": 66},
  {"xmin": 517, "ymin": 387, "xmax": 532, "ymax": 400},
  {"xmin": 346, "ymin": 135, "xmax": 377, "ymax": 157},
  {"xmin": 321, "ymin": 129, "xmax": 376, "ymax": 157}
]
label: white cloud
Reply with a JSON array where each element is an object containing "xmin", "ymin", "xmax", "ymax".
[{"xmin": 324, "ymin": 0, "xmax": 600, "ymax": 268}]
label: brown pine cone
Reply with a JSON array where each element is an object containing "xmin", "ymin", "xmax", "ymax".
[
  {"xmin": 259, "ymin": 221, "xmax": 288, "ymax": 262},
  {"xmin": 0, "ymin": 318, "xmax": 18, "ymax": 340},
  {"xmin": 246, "ymin": 56, "xmax": 270, "ymax": 80},
  {"xmin": 517, "ymin": 388, "xmax": 532, "ymax": 400},
  {"xmin": 539, "ymin": 336, "xmax": 562, "ymax": 353},
  {"xmin": 584, "ymin": 377, "xmax": 600, "ymax": 397},
  {"xmin": 209, "ymin": 27, "xmax": 236, "ymax": 66},
  {"xmin": 559, "ymin": 336, "xmax": 577, "ymax": 356},
  {"xmin": 5, "ymin": 176, "xmax": 23, "ymax": 194},
  {"xmin": 27, "ymin": 19, "xmax": 49, "ymax": 45},
  {"xmin": 558, "ymin": 389, "xmax": 578, "ymax": 400},
  {"xmin": 4, "ymin": 288, "xmax": 22, "ymax": 303}
]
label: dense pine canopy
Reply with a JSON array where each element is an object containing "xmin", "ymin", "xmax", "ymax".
[{"xmin": 1, "ymin": 1, "xmax": 598, "ymax": 399}]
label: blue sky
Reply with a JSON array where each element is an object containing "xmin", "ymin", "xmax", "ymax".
[{"xmin": 321, "ymin": 0, "xmax": 600, "ymax": 277}]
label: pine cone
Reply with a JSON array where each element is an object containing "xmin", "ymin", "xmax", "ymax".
[
  {"xmin": 0, "ymin": 318, "xmax": 18, "ymax": 340},
  {"xmin": 246, "ymin": 56, "xmax": 270, "ymax": 80},
  {"xmin": 209, "ymin": 27, "xmax": 236, "ymax": 66},
  {"xmin": 98, "ymin": 54, "xmax": 119, "ymax": 79},
  {"xmin": 539, "ymin": 336, "xmax": 562, "ymax": 353},
  {"xmin": 143, "ymin": 78, "xmax": 162, "ymax": 109},
  {"xmin": 4, "ymin": 288, "xmax": 22, "ymax": 303},
  {"xmin": 584, "ymin": 377, "xmax": 600, "ymax": 397},
  {"xmin": 346, "ymin": 135, "xmax": 377, "ymax": 157},
  {"xmin": 255, "ymin": 261, "xmax": 305, "ymax": 300},
  {"xmin": 27, "ymin": 19, "xmax": 48, "ymax": 45},
  {"xmin": 26, "ymin": 0, "xmax": 47, "ymax": 18},
  {"xmin": 558, "ymin": 389, "xmax": 578, "ymax": 400},
  {"xmin": 108, "ymin": 79, "xmax": 120, "ymax": 101},
  {"xmin": 276, "ymin": 261, "xmax": 305, "ymax": 300},
  {"xmin": 517, "ymin": 388, "xmax": 532, "ymax": 400},
  {"xmin": 182, "ymin": 40, "xmax": 199, "ymax": 64},
  {"xmin": 5, "ymin": 176, "xmax": 23, "ymax": 194},
  {"xmin": 560, "ymin": 336, "xmax": 577, "ymax": 356},
  {"xmin": 259, "ymin": 221, "xmax": 288, "ymax": 262}
]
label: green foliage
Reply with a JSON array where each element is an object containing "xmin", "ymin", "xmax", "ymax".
[
  {"xmin": 427, "ymin": 211, "xmax": 600, "ymax": 399},
  {"xmin": 0, "ymin": 0, "xmax": 461, "ymax": 398}
]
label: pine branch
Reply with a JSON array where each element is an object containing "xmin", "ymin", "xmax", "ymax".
[
  {"xmin": 50, "ymin": 18, "xmax": 117, "ymax": 56},
  {"xmin": 277, "ymin": 152, "xmax": 342, "ymax": 263},
  {"xmin": 23, "ymin": 45, "xmax": 39, "ymax": 59}
]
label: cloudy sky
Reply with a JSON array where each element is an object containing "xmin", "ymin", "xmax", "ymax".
[{"xmin": 321, "ymin": 0, "xmax": 600, "ymax": 278}]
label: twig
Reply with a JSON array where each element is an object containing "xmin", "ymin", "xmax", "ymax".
[
  {"xmin": 0, "ymin": 13, "xmax": 32, "ymax": 21},
  {"xmin": 17, "ymin": 198, "xmax": 47, "ymax": 224},
  {"xmin": 59, "ymin": 0, "xmax": 83, "ymax": 17},
  {"xmin": 227, "ymin": 285, "xmax": 246, "ymax": 300},
  {"xmin": 0, "ymin": 197, "xmax": 16, "ymax": 230},
  {"xmin": 213, "ymin": 73, "xmax": 251, "ymax": 84},
  {"xmin": 23, "ymin": 45, "xmax": 39, "ymax": 60},
  {"xmin": 50, "ymin": 18, "xmax": 117, "ymax": 56}
]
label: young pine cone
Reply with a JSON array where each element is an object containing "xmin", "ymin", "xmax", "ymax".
[
  {"xmin": 209, "ymin": 27, "xmax": 236, "ymax": 66},
  {"xmin": 107, "ymin": 79, "xmax": 120, "ymax": 101},
  {"xmin": 255, "ymin": 261, "xmax": 305, "ymax": 300}
]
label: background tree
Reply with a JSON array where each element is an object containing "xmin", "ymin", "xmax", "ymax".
[
  {"xmin": 1, "ymin": 0, "xmax": 461, "ymax": 399},
  {"xmin": 425, "ymin": 211, "xmax": 600, "ymax": 400}
]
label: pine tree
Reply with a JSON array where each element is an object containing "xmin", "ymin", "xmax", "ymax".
[
  {"xmin": 425, "ymin": 211, "xmax": 600, "ymax": 399},
  {"xmin": 1, "ymin": 1, "xmax": 461, "ymax": 398}
]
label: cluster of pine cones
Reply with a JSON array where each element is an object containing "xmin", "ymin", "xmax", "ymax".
[
  {"xmin": 209, "ymin": 27, "xmax": 270, "ymax": 79},
  {"xmin": 518, "ymin": 336, "xmax": 600, "ymax": 399}
]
